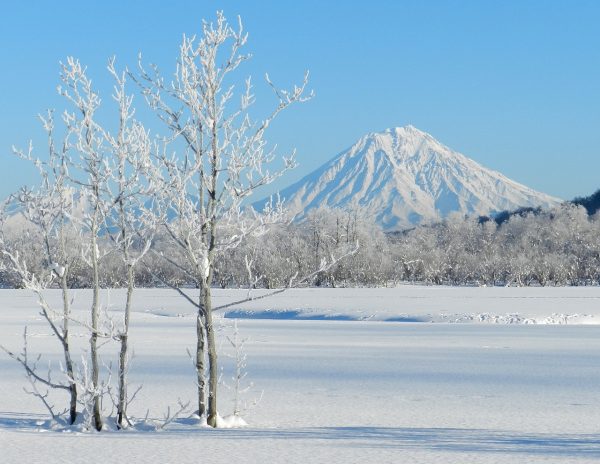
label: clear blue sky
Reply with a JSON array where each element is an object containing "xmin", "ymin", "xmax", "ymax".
[{"xmin": 1, "ymin": 0, "xmax": 600, "ymax": 200}]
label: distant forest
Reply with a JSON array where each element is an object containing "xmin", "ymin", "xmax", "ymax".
[{"xmin": 1, "ymin": 189, "xmax": 599, "ymax": 289}]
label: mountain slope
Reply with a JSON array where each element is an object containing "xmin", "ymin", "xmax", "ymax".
[{"xmin": 271, "ymin": 125, "xmax": 560, "ymax": 230}]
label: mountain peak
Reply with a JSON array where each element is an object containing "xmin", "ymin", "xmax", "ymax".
[
  {"xmin": 370, "ymin": 125, "xmax": 428, "ymax": 140},
  {"xmin": 264, "ymin": 127, "xmax": 560, "ymax": 230},
  {"xmin": 360, "ymin": 125, "xmax": 450, "ymax": 165}
]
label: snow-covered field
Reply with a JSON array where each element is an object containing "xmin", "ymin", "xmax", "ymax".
[{"xmin": 1, "ymin": 286, "xmax": 600, "ymax": 463}]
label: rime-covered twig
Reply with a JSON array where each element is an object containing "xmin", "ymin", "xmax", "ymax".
[{"xmin": 156, "ymin": 399, "xmax": 191, "ymax": 430}]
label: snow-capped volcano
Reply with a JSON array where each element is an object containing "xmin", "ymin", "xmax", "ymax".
[{"xmin": 271, "ymin": 125, "xmax": 560, "ymax": 230}]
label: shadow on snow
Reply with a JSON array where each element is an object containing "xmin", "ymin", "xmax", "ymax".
[
  {"xmin": 223, "ymin": 309, "xmax": 425, "ymax": 322},
  {"xmin": 224, "ymin": 309, "xmax": 355, "ymax": 321},
  {"xmin": 0, "ymin": 412, "xmax": 598, "ymax": 458}
]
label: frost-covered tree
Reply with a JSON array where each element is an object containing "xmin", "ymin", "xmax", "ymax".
[
  {"xmin": 0, "ymin": 111, "xmax": 81, "ymax": 424},
  {"xmin": 57, "ymin": 57, "xmax": 110, "ymax": 431},
  {"xmin": 102, "ymin": 59, "xmax": 154, "ymax": 429},
  {"xmin": 133, "ymin": 12, "xmax": 313, "ymax": 427}
]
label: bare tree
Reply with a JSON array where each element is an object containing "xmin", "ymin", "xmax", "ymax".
[
  {"xmin": 133, "ymin": 12, "xmax": 313, "ymax": 427},
  {"xmin": 58, "ymin": 57, "xmax": 110, "ymax": 431},
  {"xmin": 222, "ymin": 319, "xmax": 261, "ymax": 424},
  {"xmin": 0, "ymin": 113, "xmax": 81, "ymax": 424},
  {"xmin": 103, "ymin": 58, "xmax": 154, "ymax": 429}
]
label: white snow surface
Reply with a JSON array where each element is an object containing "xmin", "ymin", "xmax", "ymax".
[
  {"xmin": 268, "ymin": 126, "xmax": 560, "ymax": 229},
  {"xmin": 1, "ymin": 286, "xmax": 600, "ymax": 463}
]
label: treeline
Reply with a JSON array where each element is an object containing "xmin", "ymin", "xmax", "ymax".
[
  {"xmin": 215, "ymin": 199, "xmax": 600, "ymax": 288},
  {"xmin": 2, "ymin": 191, "xmax": 600, "ymax": 289},
  {"xmin": 572, "ymin": 189, "xmax": 600, "ymax": 216}
]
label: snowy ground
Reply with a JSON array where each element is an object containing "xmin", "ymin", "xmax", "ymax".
[{"xmin": 1, "ymin": 286, "xmax": 600, "ymax": 463}]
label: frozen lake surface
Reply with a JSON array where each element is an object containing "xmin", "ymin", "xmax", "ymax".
[{"xmin": 1, "ymin": 287, "xmax": 599, "ymax": 463}]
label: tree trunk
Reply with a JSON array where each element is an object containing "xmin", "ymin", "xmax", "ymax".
[
  {"xmin": 196, "ymin": 295, "xmax": 207, "ymax": 418},
  {"xmin": 90, "ymin": 234, "xmax": 103, "ymax": 431},
  {"xmin": 204, "ymin": 284, "xmax": 218, "ymax": 428},
  {"xmin": 60, "ymin": 273, "xmax": 77, "ymax": 425},
  {"xmin": 117, "ymin": 264, "xmax": 134, "ymax": 429}
]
